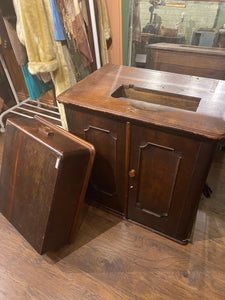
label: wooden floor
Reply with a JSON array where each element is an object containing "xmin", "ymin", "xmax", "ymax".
[{"xmin": 0, "ymin": 132, "xmax": 225, "ymax": 300}]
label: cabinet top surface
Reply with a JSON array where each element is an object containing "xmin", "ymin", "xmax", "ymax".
[
  {"xmin": 146, "ymin": 43, "xmax": 225, "ymax": 56},
  {"xmin": 57, "ymin": 64, "xmax": 225, "ymax": 140}
]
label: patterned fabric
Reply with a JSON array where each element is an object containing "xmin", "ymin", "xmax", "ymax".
[{"xmin": 56, "ymin": 0, "xmax": 93, "ymax": 67}]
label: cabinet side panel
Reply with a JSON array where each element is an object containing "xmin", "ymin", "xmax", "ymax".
[
  {"xmin": 176, "ymin": 140, "xmax": 216, "ymax": 239},
  {"xmin": 84, "ymin": 126, "xmax": 117, "ymax": 196}
]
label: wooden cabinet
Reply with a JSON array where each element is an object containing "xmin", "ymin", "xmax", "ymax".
[
  {"xmin": 146, "ymin": 43, "xmax": 225, "ymax": 80},
  {"xmin": 58, "ymin": 64, "xmax": 225, "ymax": 244}
]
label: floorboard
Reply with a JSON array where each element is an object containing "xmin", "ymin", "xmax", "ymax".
[{"xmin": 0, "ymin": 131, "xmax": 225, "ymax": 299}]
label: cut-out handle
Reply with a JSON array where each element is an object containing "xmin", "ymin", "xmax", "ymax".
[{"xmin": 39, "ymin": 126, "xmax": 54, "ymax": 137}]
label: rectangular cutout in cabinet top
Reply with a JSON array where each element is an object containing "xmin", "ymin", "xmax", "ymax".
[{"xmin": 111, "ymin": 84, "xmax": 201, "ymax": 112}]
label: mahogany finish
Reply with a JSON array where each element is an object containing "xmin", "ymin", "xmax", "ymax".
[
  {"xmin": 65, "ymin": 108, "xmax": 127, "ymax": 214},
  {"xmin": 146, "ymin": 43, "xmax": 225, "ymax": 80},
  {"xmin": 57, "ymin": 64, "xmax": 225, "ymax": 243},
  {"xmin": 0, "ymin": 116, "xmax": 95, "ymax": 254}
]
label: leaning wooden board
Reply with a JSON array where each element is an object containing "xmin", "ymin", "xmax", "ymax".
[{"xmin": 0, "ymin": 116, "xmax": 95, "ymax": 254}]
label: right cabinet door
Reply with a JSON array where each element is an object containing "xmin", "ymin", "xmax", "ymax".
[{"xmin": 127, "ymin": 124, "xmax": 213, "ymax": 243}]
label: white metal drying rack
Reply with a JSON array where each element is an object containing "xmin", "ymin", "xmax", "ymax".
[{"xmin": 0, "ymin": 53, "xmax": 61, "ymax": 133}]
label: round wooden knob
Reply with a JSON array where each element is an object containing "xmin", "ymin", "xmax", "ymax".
[{"xmin": 129, "ymin": 169, "xmax": 136, "ymax": 178}]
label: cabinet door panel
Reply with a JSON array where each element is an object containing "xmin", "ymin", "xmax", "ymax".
[
  {"xmin": 128, "ymin": 124, "xmax": 204, "ymax": 242},
  {"xmin": 65, "ymin": 106, "xmax": 127, "ymax": 214},
  {"xmin": 136, "ymin": 142, "xmax": 182, "ymax": 217}
]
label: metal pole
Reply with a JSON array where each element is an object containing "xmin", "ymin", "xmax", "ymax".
[
  {"xmin": 88, "ymin": 0, "xmax": 101, "ymax": 69},
  {"xmin": 127, "ymin": 0, "xmax": 134, "ymax": 66}
]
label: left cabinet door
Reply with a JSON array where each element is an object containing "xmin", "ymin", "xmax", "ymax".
[{"xmin": 65, "ymin": 106, "xmax": 128, "ymax": 215}]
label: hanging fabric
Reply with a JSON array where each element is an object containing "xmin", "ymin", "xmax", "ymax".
[
  {"xmin": 96, "ymin": 0, "xmax": 111, "ymax": 65},
  {"xmin": 55, "ymin": 0, "xmax": 93, "ymax": 68},
  {"xmin": 13, "ymin": 0, "xmax": 76, "ymax": 96},
  {"xmin": 49, "ymin": 0, "xmax": 66, "ymax": 41},
  {"xmin": 21, "ymin": 64, "xmax": 54, "ymax": 100},
  {"xmin": 79, "ymin": 0, "xmax": 89, "ymax": 28},
  {"xmin": 11, "ymin": 0, "xmax": 78, "ymax": 129},
  {"xmin": 1, "ymin": 3, "xmax": 53, "ymax": 96},
  {"xmin": 13, "ymin": 0, "xmax": 59, "ymax": 74}
]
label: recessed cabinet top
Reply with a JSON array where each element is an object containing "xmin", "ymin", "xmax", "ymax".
[{"xmin": 57, "ymin": 64, "xmax": 225, "ymax": 140}]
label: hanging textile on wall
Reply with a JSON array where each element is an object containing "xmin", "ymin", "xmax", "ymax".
[
  {"xmin": 96, "ymin": 0, "xmax": 111, "ymax": 66},
  {"xmin": 13, "ymin": 0, "xmax": 59, "ymax": 74},
  {"xmin": 55, "ymin": 0, "xmax": 93, "ymax": 68},
  {"xmin": 13, "ymin": 0, "xmax": 76, "ymax": 96},
  {"xmin": 21, "ymin": 64, "xmax": 54, "ymax": 100},
  {"xmin": 79, "ymin": 0, "xmax": 89, "ymax": 28},
  {"xmin": 4, "ymin": 16, "xmax": 54, "ymax": 100},
  {"xmin": 50, "ymin": 0, "xmax": 89, "ymax": 81},
  {"xmin": 1, "ymin": 2, "xmax": 54, "ymax": 101},
  {"xmin": 49, "ymin": 0, "xmax": 66, "ymax": 41}
]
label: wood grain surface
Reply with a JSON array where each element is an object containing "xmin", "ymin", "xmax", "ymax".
[
  {"xmin": 58, "ymin": 64, "xmax": 225, "ymax": 140},
  {"xmin": 60, "ymin": 65, "xmax": 222, "ymax": 242},
  {"xmin": 0, "ymin": 117, "xmax": 95, "ymax": 254},
  {"xmin": 146, "ymin": 43, "xmax": 225, "ymax": 80},
  {"xmin": 0, "ymin": 132, "xmax": 225, "ymax": 299}
]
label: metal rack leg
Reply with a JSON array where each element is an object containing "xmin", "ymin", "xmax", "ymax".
[
  {"xmin": 0, "ymin": 54, "xmax": 61, "ymax": 132},
  {"xmin": 0, "ymin": 98, "xmax": 31, "ymax": 132}
]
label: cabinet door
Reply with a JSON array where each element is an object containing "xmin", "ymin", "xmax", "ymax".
[
  {"xmin": 65, "ymin": 106, "xmax": 127, "ymax": 215},
  {"xmin": 128, "ymin": 124, "xmax": 213, "ymax": 243}
]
